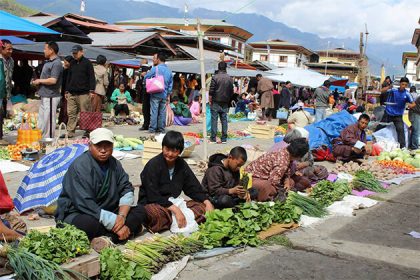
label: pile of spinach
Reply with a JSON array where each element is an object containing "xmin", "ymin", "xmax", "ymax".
[
  {"xmin": 198, "ymin": 201, "xmax": 302, "ymax": 249},
  {"xmin": 310, "ymin": 180, "xmax": 352, "ymax": 207},
  {"xmin": 19, "ymin": 224, "xmax": 90, "ymax": 264}
]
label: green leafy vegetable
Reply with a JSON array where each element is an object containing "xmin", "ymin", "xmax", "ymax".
[
  {"xmin": 310, "ymin": 180, "xmax": 352, "ymax": 207},
  {"xmin": 287, "ymin": 192, "xmax": 328, "ymax": 218},
  {"xmin": 352, "ymin": 170, "xmax": 387, "ymax": 193}
]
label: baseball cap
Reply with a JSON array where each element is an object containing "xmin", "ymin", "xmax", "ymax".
[
  {"xmin": 90, "ymin": 128, "xmax": 114, "ymax": 144},
  {"xmin": 71, "ymin": 44, "xmax": 83, "ymax": 53}
]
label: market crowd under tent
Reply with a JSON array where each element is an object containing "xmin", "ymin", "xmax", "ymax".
[
  {"xmin": 266, "ymin": 67, "xmax": 329, "ymax": 88},
  {"xmin": 12, "ymin": 42, "xmax": 135, "ymax": 61}
]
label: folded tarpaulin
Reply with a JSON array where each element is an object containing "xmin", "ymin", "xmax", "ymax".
[{"xmin": 305, "ymin": 110, "xmax": 357, "ymax": 150}]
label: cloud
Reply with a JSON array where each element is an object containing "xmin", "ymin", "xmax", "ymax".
[{"xmin": 145, "ymin": 0, "xmax": 420, "ymax": 45}]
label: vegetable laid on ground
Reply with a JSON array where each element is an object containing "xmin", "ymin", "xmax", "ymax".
[
  {"xmin": 310, "ymin": 180, "xmax": 352, "ymax": 207},
  {"xmin": 352, "ymin": 170, "xmax": 388, "ymax": 193},
  {"xmin": 286, "ymin": 192, "xmax": 328, "ymax": 218}
]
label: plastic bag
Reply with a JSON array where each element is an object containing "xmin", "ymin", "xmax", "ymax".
[{"xmin": 168, "ymin": 197, "xmax": 199, "ymax": 235}]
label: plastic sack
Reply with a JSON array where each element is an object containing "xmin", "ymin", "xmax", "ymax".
[
  {"xmin": 168, "ymin": 197, "xmax": 199, "ymax": 235},
  {"xmin": 247, "ymin": 112, "xmax": 257, "ymax": 120}
]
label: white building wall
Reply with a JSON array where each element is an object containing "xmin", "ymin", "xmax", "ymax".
[
  {"xmin": 405, "ymin": 58, "xmax": 417, "ymax": 82},
  {"xmin": 252, "ymin": 50, "xmax": 308, "ymax": 68}
]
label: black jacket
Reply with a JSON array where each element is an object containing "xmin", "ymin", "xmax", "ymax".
[
  {"xmin": 209, "ymin": 71, "xmax": 234, "ymax": 104},
  {"xmin": 66, "ymin": 56, "xmax": 96, "ymax": 94},
  {"xmin": 201, "ymin": 153, "xmax": 240, "ymax": 197},
  {"xmin": 139, "ymin": 153, "xmax": 208, "ymax": 207}
]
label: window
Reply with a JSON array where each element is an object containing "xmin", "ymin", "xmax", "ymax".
[
  {"xmin": 237, "ymin": 42, "xmax": 243, "ymax": 54},
  {"xmin": 260, "ymin": 55, "xmax": 268, "ymax": 61},
  {"xmin": 207, "ymin": 37, "xmax": 221, "ymax": 42},
  {"xmin": 231, "ymin": 39, "xmax": 236, "ymax": 48},
  {"xmin": 279, "ymin": 56, "xmax": 288, "ymax": 62}
]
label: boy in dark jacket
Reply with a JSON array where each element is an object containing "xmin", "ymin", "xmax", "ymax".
[{"xmin": 202, "ymin": 147, "xmax": 257, "ymax": 209}]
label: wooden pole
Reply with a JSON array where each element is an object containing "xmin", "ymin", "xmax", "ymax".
[{"xmin": 197, "ymin": 18, "xmax": 208, "ymax": 160}]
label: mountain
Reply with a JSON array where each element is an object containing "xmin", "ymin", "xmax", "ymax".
[
  {"xmin": 0, "ymin": 0, "xmax": 37, "ymax": 16},
  {"xmin": 13, "ymin": 0, "xmax": 415, "ymax": 75}
]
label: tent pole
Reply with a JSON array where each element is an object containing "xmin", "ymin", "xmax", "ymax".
[{"xmin": 197, "ymin": 18, "xmax": 208, "ymax": 160}]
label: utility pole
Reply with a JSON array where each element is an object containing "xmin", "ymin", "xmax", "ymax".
[
  {"xmin": 324, "ymin": 41, "xmax": 330, "ymax": 75},
  {"xmin": 197, "ymin": 18, "xmax": 208, "ymax": 160}
]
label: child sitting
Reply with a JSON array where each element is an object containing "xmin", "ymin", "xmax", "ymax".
[
  {"xmin": 235, "ymin": 93, "xmax": 251, "ymax": 114},
  {"xmin": 171, "ymin": 96, "xmax": 192, "ymax": 126},
  {"xmin": 202, "ymin": 147, "xmax": 258, "ymax": 209},
  {"xmin": 189, "ymin": 95, "xmax": 201, "ymax": 123}
]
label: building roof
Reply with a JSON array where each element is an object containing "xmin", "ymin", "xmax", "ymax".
[
  {"xmin": 412, "ymin": 28, "xmax": 420, "ymax": 46},
  {"xmin": 305, "ymin": 62, "xmax": 359, "ymax": 70},
  {"xmin": 317, "ymin": 47, "xmax": 360, "ymax": 56},
  {"xmin": 65, "ymin": 17, "xmax": 126, "ymax": 33},
  {"xmin": 115, "ymin": 17, "xmax": 253, "ymax": 40},
  {"xmin": 163, "ymin": 35, "xmax": 234, "ymax": 51},
  {"xmin": 402, "ymin": 51, "xmax": 417, "ymax": 66},
  {"xmin": 177, "ymin": 45, "xmax": 222, "ymax": 60},
  {"xmin": 24, "ymin": 16, "xmax": 61, "ymax": 26},
  {"xmin": 64, "ymin": 13, "xmax": 107, "ymax": 24},
  {"xmin": 88, "ymin": 31, "xmax": 176, "ymax": 54},
  {"xmin": 249, "ymin": 39, "xmax": 315, "ymax": 56}
]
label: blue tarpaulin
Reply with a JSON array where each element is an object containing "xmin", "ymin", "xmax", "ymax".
[
  {"xmin": 305, "ymin": 110, "xmax": 357, "ymax": 150},
  {"xmin": 0, "ymin": 10, "xmax": 59, "ymax": 36}
]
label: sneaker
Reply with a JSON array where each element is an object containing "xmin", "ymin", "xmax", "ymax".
[
  {"xmin": 148, "ymin": 130, "xmax": 156, "ymax": 134},
  {"xmin": 139, "ymin": 127, "xmax": 148, "ymax": 131},
  {"xmin": 221, "ymin": 141, "xmax": 227, "ymax": 144}
]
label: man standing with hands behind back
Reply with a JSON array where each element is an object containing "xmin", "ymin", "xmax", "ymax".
[{"xmin": 64, "ymin": 45, "xmax": 95, "ymax": 138}]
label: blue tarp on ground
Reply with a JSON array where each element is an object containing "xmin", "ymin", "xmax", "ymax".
[{"xmin": 305, "ymin": 110, "xmax": 357, "ymax": 150}]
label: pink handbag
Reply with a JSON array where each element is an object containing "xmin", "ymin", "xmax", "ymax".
[{"xmin": 146, "ymin": 66, "xmax": 165, "ymax": 94}]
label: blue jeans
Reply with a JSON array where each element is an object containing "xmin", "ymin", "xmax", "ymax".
[
  {"xmin": 150, "ymin": 96, "xmax": 166, "ymax": 133},
  {"xmin": 315, "ymin": 107, "xmax": 327, "ymax": 122},
  {"xmin": 211, "ymin": 102, "xmax": 228, "ymax": 142},
  {"xmin": 411, "ymin": 113, "xmax": 420, "ymax": 149}
]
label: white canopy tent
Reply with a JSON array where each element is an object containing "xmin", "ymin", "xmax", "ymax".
[{"xmin": 265, "ymin": 67, "xmax": 329, "ymax": 88}]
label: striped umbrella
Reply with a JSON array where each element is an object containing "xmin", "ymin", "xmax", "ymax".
[{"xmin": 13, "ymin": 144, "xmax": 88, "ymax": 214}]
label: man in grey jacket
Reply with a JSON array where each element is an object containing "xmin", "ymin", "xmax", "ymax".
[
  {"xmin": 33, "ymin": 41, "xmax": 63, "ymax": 138},
  {"xmin": 209, "ymin": 62, "xmax": 233, "ymax": 143},
  {"xmin": 314, "ymin": 80, "xmax": 331, "ymax": 122}
]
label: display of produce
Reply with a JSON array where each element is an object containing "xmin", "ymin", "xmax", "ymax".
[
  {"xmin": 310, "ymin": 180, "xmax": 352, "ymax": 207},
  {"xmin": 113, "ymin": 135, "xmax": 143, "ymax": 150},
  {"xmin": 19, "ymin": 224, "xmax": 90, "ymax": 264},
  {"xmin": 275, "ymin": 124, "xmax": 288, "ymax": 135},
  {"xmin": 352, "ymin": 170, "xmax": 387, "ymax": 193},
  {"xmin": 331, "ymin": 160, "xmax": 401, "ymax": 180},
  {"xmin": 100, "ymin": 235, "xmax": 203, "ymax": 280},
  {"xmin": 377, "ymin": 149, "xmax": 420, "ymax": 168},
  {"xmin": 0, "ymin": 244, "xmax": 85, "ymax": 280},
  {"xmin": 376, "ymin": 160, "xmax": 416, "ymax": 174},
  {"xmin": 7, "ymin": 143, "xmax": 41, "ymax": 161},
  {"xmin": 0, "ymin": 147, "xmax": 10, "ymax": 160},
  {"xmin": 286, "ymin": 192, "xmax": 328, "ymax": 218},
  {"xmin": 228, "ymin": 112, "xmax": 246, "ymax": 120}
]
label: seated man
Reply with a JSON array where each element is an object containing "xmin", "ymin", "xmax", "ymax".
[
  {"xmin": 332, "ymin": 114, "xmax": 370, "ymax": 162},
  {"xmin": 235, "ymin": 93, "xmax": 251, "ymax": 114},
  {"xmin": 139, "ymin": 131, "xmax": 214, "ymax": 233},
  {"xmin": 287, "ymin": 102, "xmax": 314, "ymax": 129},
  {"xmin": 202, "ymin": 147, "xmax": 257, "ymax": 209},
  {"xmin": 171, "ymin": 96, "xmax": 192, "ymax": 126},
  {"xmin": 55, "ymin": 128, "xmax": 146, "ymax": 243}
]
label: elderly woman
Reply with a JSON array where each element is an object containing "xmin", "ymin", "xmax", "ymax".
[
  {"xmin": 139, "ymin": 131, "xmax": 214, "ymax": 233},
  {"xmin": 245, "ymin": 138, "xmax": 309, "ymax": 201}
]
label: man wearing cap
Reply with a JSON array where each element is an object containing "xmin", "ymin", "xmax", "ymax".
[
  {"xmin": 64, "ymin": 45, "xmax": 96, "ymax": 138},
  {"xmin": 55, "ymin": 128, "xmax": 146, "ymax": 242},
  {"xmin": 287, "ymin": 102, "xmax": 314, "ymax": 129}
]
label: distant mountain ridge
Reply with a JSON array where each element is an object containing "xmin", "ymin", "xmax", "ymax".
[{"xmin": 14, "ymin": 0, "xmax": 415, "ymax": 75}]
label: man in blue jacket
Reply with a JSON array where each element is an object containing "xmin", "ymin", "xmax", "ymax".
[{"xmin": 144, "ymin": 52, "xmax": 173, "ymax": 134}]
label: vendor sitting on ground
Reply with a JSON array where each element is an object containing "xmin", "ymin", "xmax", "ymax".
[
  {"xmin": 287, "ymin": 102, "xmax": 314, "ymax": 128},
  {"xmin": 55, "ymin": 128, "xmax": 146, "ymax": 242},
  {"xmin": 111, "ymin": 83, "xmax": 133, "ymax": 117},
  {"xmin": 245, "ymin": 138, "xmax": 309, "ymax": 201},
  {"xmin": 235, "ymin": 93, "xmax": 251, "ymax": 114},
  {"xmin": 171, "ymin": 96, "xmax": 192, "ymax": 126},
  {"xmin": 189, "ymin": 95, "xmax": 201, "ymax": 123},
  {"xmin": 202, "ymin": 147, "xmax": 258, "ymax": 209},
  {"xmin": 139, "ymin": 131, "xmax": 214, "ymax": 233},
  {"xmin": 332, "ymin": 114, "xmax": 370, "ymax": 162}
]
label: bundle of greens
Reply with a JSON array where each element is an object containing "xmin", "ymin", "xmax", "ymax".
[
  {"xmin": 1, "ymin": 245, "xmax": 85, "ymax": 280},
  {"xmin": 272, "ymin": 201, "xmax": 303, "ymax": 224},
  {"xmin": 352, "ymin": 170, "xmax": 388, "ymax": 193},
  {"xmin": 100, "ymin": 248, "xmax": 151, "ymax": 280},
  {"xmin": 19, "ymin": 224, "xmax": 90, "ymax": 264},
  {"xmin": 310, "ymin": 180, "xmax": 352, "ymax": 207},
  {"xmin": 287, "ymin": 192, "xmax": 328, "ymax": 218}
]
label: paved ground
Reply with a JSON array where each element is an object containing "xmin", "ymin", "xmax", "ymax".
[
  {"xmin": 3, "ymin": 119, "xmax": 420, "ymax": 279},
  {"xmin": 178, "ymin": 180, "xmax": 420, "ymax": 280}
]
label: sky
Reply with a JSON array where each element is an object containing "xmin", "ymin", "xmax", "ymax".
[{"xmin": 148, "ymin": 0, "xmax": 420, "ymax": 46}]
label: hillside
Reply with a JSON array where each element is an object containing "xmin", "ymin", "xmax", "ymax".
[
  {"xmin": 14, "ymin": 0, "xmax": 413, "ymax": 75},
  {"xmin": 0, "ymin": 0, "xmax": 37, "ymax": 16}
]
